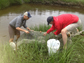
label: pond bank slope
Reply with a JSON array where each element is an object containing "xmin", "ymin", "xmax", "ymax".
[{"xmin": 0, "ymin": 0, "xmax": 84, "ymax": 9}]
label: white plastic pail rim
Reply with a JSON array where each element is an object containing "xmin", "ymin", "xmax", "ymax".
[{"xmin": 47, "ymin": 39, "xmax": 60, "ymax": 50}]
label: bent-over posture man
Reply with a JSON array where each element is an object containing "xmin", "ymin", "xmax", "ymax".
[
  {"xmin": 8, "ymin": 11, "xmax": 32, "ymax": 43},
  {"xmin": 44, "ymin": 14, "xmax": 82, "ymax": 49}
]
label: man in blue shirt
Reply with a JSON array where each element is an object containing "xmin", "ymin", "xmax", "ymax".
[{"xmin": 8, "ymin": 12, "xmax": 32, "ymax": 43}]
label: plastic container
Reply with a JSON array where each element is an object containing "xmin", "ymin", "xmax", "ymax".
[
  {"xmin": 10, "ymin": 42, "xmax": 16, "ymax": 50},
  {"xmin": 47, "ymin": 39, "xmax": 60, "ymax": 56}
]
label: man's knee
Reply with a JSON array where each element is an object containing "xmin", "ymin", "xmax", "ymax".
[
  {"xmin": 61, "ymin": 28, "xmax": 67, "ymax": 34},
  {"xmin": 17, "ymin": 35, "xmax": 20, "ymax": 38}
]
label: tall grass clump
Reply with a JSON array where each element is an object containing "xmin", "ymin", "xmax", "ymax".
[
  {"xmin": 0, "ymin": 0, "xmax": 10, "ymax": 9},
  {"xmin": 30, "ymin": 24, "xmax": 51, "ymax": 32},
  {"xmin": 0, "ymin": 0, "xmax": 84, "ymax": 9},
  {"xmin": 29, "ymin": 0, "xmax": 84, "ymax": 5},
  {"xmin": 0, "ymin": 0, "xmax": 23, "ymax": 9},
  {"xmin": 1, "ymin": 37, "xmax": 84, "ymax": 63},
  {"xmin": 0, "ymin": 24, "xmax": 84, "ymax": 63},
  {"xmin": 77, "ymin": 25, "xmax": 83, "ymax": 31},
  {"xmin": 12, "ymin": 0, "xmax": 23, "ymax": 4},
  {"xmin": 61, "ymin": 0, "xmax": 84, "ymax": 5},
  {"xmin": 24, "ymin": 0, "xmax": 30, "ymax": 3},
  {"xmin": 8, "ymin": 0, "xmax": 23, "ymax": 4},
  {"xmin": 69, "ymin": 35, "xmax": 84, "ymax": 63}
]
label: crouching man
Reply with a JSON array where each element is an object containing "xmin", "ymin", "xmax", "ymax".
[
  {"xmin": 44, "ymin": 14, "xmax": 82, "ymax": 49},
  {"xmin": 8, "ymin": 11, "xmax": 32, "ymax": 43}
]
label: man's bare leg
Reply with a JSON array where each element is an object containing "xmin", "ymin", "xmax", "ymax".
[
  {"xmin": 16, "ymin": 35, "xmax": 20, "ymax": 41},
  {"xmin": 9, "ymin": 38, "xmax": 14, "ymax": 42},
  {"xmin": 61, "ymin": 28, "xmax": 67, "ymax": 49}
]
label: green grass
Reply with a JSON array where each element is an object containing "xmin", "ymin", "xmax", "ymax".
[
  {"xmin": 1, "ymin": 0, "xmax": 84, "ymax": 9},
  {"xmin": 30, "ymin": 24, "xmax": 51, "ymax": 32},
  {"xmin": 0, "ymin": 24, "xmax": 84, "ymax": 63},
  {"xmin": 77, "ymin": 25, "xmax": 83, "ymax": 31},
  {"xmin": 0, "ymin": 0, "xmax": 23, "ymax": 9},
  {"xmin": 61, "ymin": 0, "xmax": 84, "ymax": 4}
]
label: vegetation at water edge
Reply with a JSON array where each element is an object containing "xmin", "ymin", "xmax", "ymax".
[
  {"xmin": 0, "ymin": 24, "xmax": 84, "ymax": 63},
  {"xmin": 0, "ymin": 0, "xmax": 84, "ymax": 9}
]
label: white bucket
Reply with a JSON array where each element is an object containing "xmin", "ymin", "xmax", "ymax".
[
  {"xmin": 47, "ymin": 39, "xmax": 60, "ymax": 56},
  {"xmin": 10, "ymin": 42, "xmax": 16, "ymax": 50}
]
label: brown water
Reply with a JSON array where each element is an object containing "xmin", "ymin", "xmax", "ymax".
[{"xmin": 0, "ymin": 3, "xmax": 84, "ymax": 43}]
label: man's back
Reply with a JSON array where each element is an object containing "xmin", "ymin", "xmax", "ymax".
[{"xmin": 9, "ymin": 15, "xmax": 23, "ymax": 28}]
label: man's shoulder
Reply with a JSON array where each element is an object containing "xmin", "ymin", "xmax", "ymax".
[
  {"xmin": 16, "ymin": 15, "xmax": 23, "ymax": 20},
  {"xmin": 17, "ymin": 14, "xmax": 23, "ymax": 18}
]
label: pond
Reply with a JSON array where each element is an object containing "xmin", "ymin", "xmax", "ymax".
[{"xmin": 0, "ymin": 3, "xmax": 84, "ymax": 43}]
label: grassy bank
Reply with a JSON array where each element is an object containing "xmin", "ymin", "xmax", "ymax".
[
  {"xmin": 0, "ymin": 24, "xmax": 84, "ymax": 63},
  {"xmin": 0, "ymin": 0, "xmax": 22, "ymax": 9},
  {"xmin": 0, "ymin": 0, "xmax": 84, "ymax": 9}
]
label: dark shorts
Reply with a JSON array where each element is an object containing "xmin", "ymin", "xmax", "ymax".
[{"xmin": 8, "ymin": 25, "xmax": 20, "ymax": 38}]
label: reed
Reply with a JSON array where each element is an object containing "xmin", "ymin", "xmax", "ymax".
[
  {"xmin": 30, "ymin": 24, "xmax": 51, "ymax": 32},
  {"xmin": 0, "ymin": 24, "xmax": 84, "ymax": 63}
]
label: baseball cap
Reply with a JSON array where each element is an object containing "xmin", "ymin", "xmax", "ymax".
[
  {"xmin": 24, "ymin": 12, "xmax": 32, "ymax": 18},
  {"xmin": 47, "ymin": 16, "xmax": 53, "ymax": 25}
]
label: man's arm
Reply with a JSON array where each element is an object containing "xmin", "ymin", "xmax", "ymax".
[
  {"xmin": 47, "ymin": 25, "xmax": 55, "ymax": 34},
  {"xmin": 26, "ymin": 27, "xmax": 31, "ymax": 31},
  {"xmin": 16, "ymin": 27, "xmax": 29, "ymax": 34},
  {"xmin": 43, "ymin": 25, "xmax": 55, "ymax": 36}
]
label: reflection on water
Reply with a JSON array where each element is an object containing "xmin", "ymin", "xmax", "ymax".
[{"xmin": 0, "ymin": 3, "xmax": 84, "ymax": 43}]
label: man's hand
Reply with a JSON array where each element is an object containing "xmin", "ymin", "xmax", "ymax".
[
  {"xmin": 30, "ymin": 30, "xmax": 34, "ymax": 31},
  {"xmin": 25, "ymin": 30, "xmax": 29, "ymax": 34},
  {"xmin": 52, "ymin": 31, "xmax": 54, "ymax": 34},
  {"xmin": 26, "ymin": 27, "xmax": 31, "ymax": 31},
  {"xmin": 28, "ymin": 28, "xmax": 31, "ymax": 31},
  {"xmin": 43, "ymin": 32, "xmax": 47, "ymax": 36}
]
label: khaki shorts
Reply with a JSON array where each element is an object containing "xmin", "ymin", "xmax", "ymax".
[
  {"xmin": 8, "ymin": 25, "xmax": 20, "ymax": 38},
  {"xmin": 65, "ymin": 19, "xmax": 82, "ymax": 31}
]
